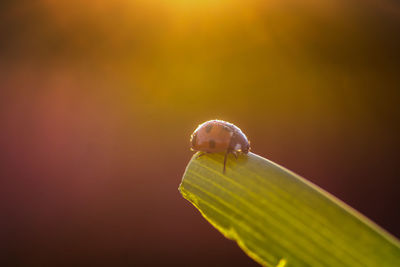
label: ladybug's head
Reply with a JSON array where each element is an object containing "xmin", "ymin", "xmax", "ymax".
[{"xmin": 242, "ymin": 140, "xmax": 250, "ymax": 154}]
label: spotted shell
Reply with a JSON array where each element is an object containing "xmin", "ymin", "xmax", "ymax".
[{"xmin": 191, "ymin": 120, "xmax": 250, "ymax": 154}]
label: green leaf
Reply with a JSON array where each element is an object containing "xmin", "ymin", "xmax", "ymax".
[{"xmin": 179, "ymin": 152, "xmax": 400, "ymax": 267}]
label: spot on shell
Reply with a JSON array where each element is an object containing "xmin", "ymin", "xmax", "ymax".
[{"xmin": 209, "ymin": 139, "xmax": 216, "ymax": 148}]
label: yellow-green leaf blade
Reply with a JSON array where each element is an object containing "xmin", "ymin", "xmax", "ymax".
[{"xmin": 179, "ymin": 152, "xmax": 400, "ymax": 267}]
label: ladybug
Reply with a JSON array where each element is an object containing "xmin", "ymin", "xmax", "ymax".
[{"xmin": 190, "ymin": 120, "xmax": 250, "ymax": 173}]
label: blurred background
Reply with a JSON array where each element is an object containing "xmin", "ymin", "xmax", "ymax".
[{"xmin": 1, "ymin": 0, "xmax": 399, "ymax": 266}]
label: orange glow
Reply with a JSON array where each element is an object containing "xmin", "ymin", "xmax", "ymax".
[{"xmin": 1, "ymin": 0, "xmax": 400, "ymax": 265}]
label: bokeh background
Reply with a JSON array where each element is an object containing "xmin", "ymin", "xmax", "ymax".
[{"xmin": 1, "ymin": 0, "xmax": 400, "ymax": 266}]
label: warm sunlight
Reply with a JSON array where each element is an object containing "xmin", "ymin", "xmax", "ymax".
[{"xmin": 2, "ymin": 0, "xmax": 400, "ymax": 266}]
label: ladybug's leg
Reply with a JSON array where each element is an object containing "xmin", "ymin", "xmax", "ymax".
[
  {"xmin": 232, "ymin": 151, "xmax": 238, "ymax": 159},
  {"xmin": 223, "ymin": 149, "xmax": 230, "ymax": 174},
  {"xmin": 195, "ymin": 152, "xmax": 209, "ymax": 159}
]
